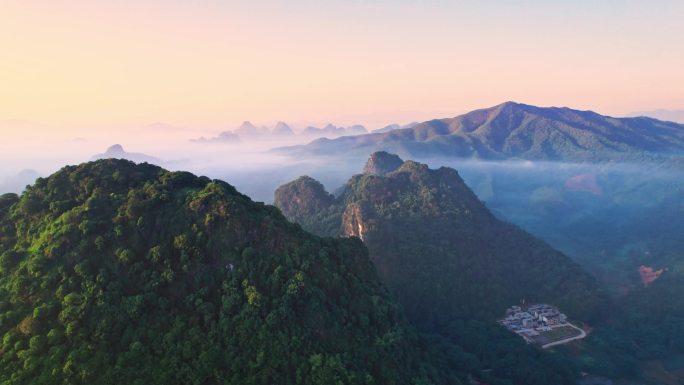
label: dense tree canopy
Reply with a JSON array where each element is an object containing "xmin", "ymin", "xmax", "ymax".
[
  {"xmin": 0, "ymin": 159, "xmax": 465, "ymax": 385},
  {"xmin": 276, "ymin": 153, "xmax": 607, "ymax": 385}
]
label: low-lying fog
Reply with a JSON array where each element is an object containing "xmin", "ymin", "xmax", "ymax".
[
  {"xmin": 3, "ymin": 130, "xmax": 683, "ymax": 291},
  {"xmin": 0, "ymin": 124, "xmax": 352, "ymax": 198},
  {"xmin": 0, "ymin": 123, "xmax": 373, "ymax": 198}
]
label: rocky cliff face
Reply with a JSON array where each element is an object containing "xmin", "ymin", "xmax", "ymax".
[
  {"xmin": 342, "ymin": 202, "xmax": 373, "ymax": 240},
  {"xmin": 362, "ymin": 151, "xmax": 404, "ymax": 176}
]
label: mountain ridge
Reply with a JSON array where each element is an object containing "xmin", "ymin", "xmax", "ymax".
[
  {"xmin": 275, "ymin": 151, "xmax": 602, "ymax": 320},
  {"xmin": 276, "ymin": 102, "xmax": 684, "ymax": 162},
  {"xmin": 275, "ymin": 152, "xmax": 604, "ymax": 384}
]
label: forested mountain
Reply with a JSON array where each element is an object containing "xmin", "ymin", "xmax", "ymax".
[
  {"xmin": 275, "ymin": 152, "xmax": 605, "ymax": 384},
  {"xmin": 276, "ymin": 152, "xmax": 602, "ymax": 322},
  {"xmin": 0, "ymin": 159, "xmax": 466, "ymax": 385},
  {"xmin": 277, "ymin": 102, "xmax": 684, "ymax": 161}
]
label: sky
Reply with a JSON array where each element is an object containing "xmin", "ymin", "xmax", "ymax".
[{"xmin": 1, "ymin": 0, "xmax": 683, "ymax": 174}]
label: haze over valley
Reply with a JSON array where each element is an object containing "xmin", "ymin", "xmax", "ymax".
[{"xmin": 2, "ymin": 1, "xmax": 684, "ymax": 384}]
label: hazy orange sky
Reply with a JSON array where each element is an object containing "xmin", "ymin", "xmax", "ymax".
[{"xmin": 1, "ymin": 0, "xmax": 683, "ymax": 136}]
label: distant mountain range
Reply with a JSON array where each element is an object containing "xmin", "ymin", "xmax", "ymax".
[
  {"xmin": 371, "ymin": 122, "xmax": 419, "ymax": 134},
  {"xmin": 191, "ymin": 121, "xmax": 416, "ymax": 143},
  {"xmin": 301, "ymin": 123, "xmax": 367, "ymax": 137},
  {"xmin": 276, "ymin": 102, "xmax": 684, "ymax": 162},
  {"xmin": 191, "ymin": 131, "xmax": 241, "ymax": 143}
]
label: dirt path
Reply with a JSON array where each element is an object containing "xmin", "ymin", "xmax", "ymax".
[{"xmin": 542, "ymin": 323, "xmax": 587, "ymax": 349}]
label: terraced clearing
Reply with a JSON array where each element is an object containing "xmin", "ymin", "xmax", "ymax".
[{"xmin": 529, "ymin": 325, "xmax": 584, "ymax": 347}]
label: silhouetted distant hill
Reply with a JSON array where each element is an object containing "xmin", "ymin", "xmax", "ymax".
[
  {"xmin": 272, "ymin": 121, "xmax": 295, "ymax": 136},
  {"xmin": 301, "ymin": 123, "xmax": 368, "ymax": 138},
  {"xmin": 91, "ymin": 144, "xmax": 161, "ymax": 164},
  {"xmin": 190, "ymin": 131, "xmax": 241, "ymax": 143},
  {"xmin": 372, "ymin": 122, "xmax": 419, "ymax": 134},
  {"xmin": 0, "ymin": 169, "xmax": 41, "ymax": 194},
  {"xmin": 190, "ymin": 122, "xmax": 370, "ymax": 143},
  {"xmin": 234, "ymin": 121, "xmax": 269, "ymax": 137},
  {"xmin": 277, "ymin": 102, "xmax": 684, "ymax": 162}
]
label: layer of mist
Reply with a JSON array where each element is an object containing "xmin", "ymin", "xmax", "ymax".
[{"xmin": 3, "ymin": 129, "xmax": 683, "ymax": 296}]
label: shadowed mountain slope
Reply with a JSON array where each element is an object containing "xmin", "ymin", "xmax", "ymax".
[
  {"xmin": 276, "ymin": 152, "xmax": 602, "ymax": 323},
  {"xmin": 277, "ymin": 102, "xmax": 684, "ymax": 162},
  {"xmin": 275, "ymin": 152, "xmax": 605, "ymax": 384}
]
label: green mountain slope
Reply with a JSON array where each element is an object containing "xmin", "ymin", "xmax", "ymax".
[
  {"xmin": 275, "ymin": 152, "xmax": 605, "ymax": 384},
  {"xmin": 276, "ymin": 152, "xmax": 602, "ymax": 322},
  {"xmin": 277, "ymin": 102, "xmax": 684, "ymax": 162},
  {"xmin": 0, "ymin": 159, "xmax": 460, "ymax": 385}
]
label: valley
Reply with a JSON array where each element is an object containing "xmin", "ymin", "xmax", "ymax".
[
  {"xmin": 3, "ymin": 1, "xmax": 683, "ymax": 383},
  {"xmin": 2, "ymin": 103, "xmax": 683, "ymax": 385}
]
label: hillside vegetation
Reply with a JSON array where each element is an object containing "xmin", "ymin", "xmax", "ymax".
[
  {"xmin": 276, "ymin": 152, "xmax": 605, "ymax": 385},
  {"xmin": 0, "ymin": 159, "xmax": 463, "ymax": 385}
]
